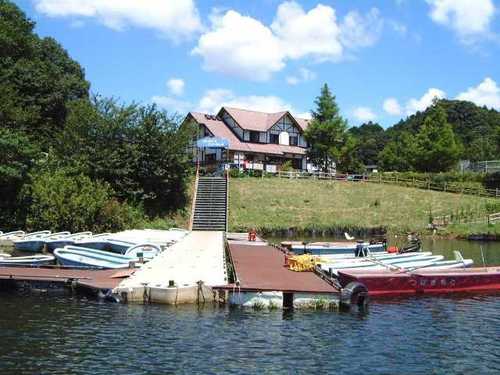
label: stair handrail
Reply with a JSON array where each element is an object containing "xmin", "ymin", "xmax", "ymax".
[
  {"xmin": 189, "ymin": 162, "xmax": 200, "ymax": 231},
  {"xmin": 225, "ymin": 166, "xmax": 229, "ymax": 232}
]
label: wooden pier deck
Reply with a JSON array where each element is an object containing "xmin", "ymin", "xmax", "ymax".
[
  {"xmin": 114, "ymin": 231, "xmax": 227, "ymax": 304},
  {"xmin": 224, "ymin": 244, "xmax": 339, "ymax": 294},
  {"xmin": 0, "ymin": 267, "xmax": 134, "ymax": 291}
]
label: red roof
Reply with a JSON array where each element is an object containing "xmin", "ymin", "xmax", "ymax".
[
  {"xmin": 189, "ymin": 112, "xmax": 306, "ymax": 156},
  {"xmin": 220, "ymin": 107, "xmax": 309, "ymax": 132}
]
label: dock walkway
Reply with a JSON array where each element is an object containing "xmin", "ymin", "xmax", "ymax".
[
  {"xmin": 225, "ymin": 244, "xmax": 338, "ymax": 294},
  {"xmin": 114, "ymin": 231, "xmax": 226, "ymax": 304},
  {"xmin": 0, "ymin": 267, "xmax": 133, "ymax": 291}
]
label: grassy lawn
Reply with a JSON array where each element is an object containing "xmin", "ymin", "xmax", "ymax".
[{"xmin": 229, "ymin": 177, "xmax": 498, "ymax": 236}]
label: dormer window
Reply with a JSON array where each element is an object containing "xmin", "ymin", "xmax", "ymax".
[
  {"xmin": 250, "ymin": 131, "xmax": 260, "ymax": 143},
  {"xmin": 269, "ymin": 134, "xmax": 279, "ymax": 144},
  {"xmin": 290, "ymin": 136, "xmax": 298, "ymax": 146}
]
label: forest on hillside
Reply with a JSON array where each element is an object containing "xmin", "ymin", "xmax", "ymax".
[
  {"xmin": 0, "ymin": 0, "xmax": 194, "ymax": 231},
  {"xmin": 349, "ymin": 99, "xmax": 500, "ymax": 171}
]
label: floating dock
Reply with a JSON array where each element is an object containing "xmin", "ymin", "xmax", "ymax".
[
  {"xmin": 113, "ymin": 231, "xmax": 226, "ymax": 304},
  {"xmin": 217, "ymin": 243, "xmax": 339, "ymax": 308},
  {"xmin": 0, "ymin": 266, "xmax": 134, "ymax": 294}
]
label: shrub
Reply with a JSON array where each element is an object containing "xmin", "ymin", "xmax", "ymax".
[
  {"xmin": 280, "ymin": 160, "xmax": 293, "ymax": 172},
  {"xmin": 484, "ymin": 172, "xmax": 500, "ymax": 190},
  {"xmin": 24, "ymin": 170, "xmax": 141, "ymax": 232}
]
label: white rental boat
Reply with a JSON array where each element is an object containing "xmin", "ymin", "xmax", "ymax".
[
  {"xmin": 53, "ymin": 243, "xmax": 161, "ymax": 269},
  {"xmin": 46, "ymin": 232, "xmax": 93, "ymax": 253},
  {"xmin": 320, "ymin": 251, "xmax": 434, "ymax": 263},
  {"xmin": 13, "ymin": 231, "xmax": 52, "ymax": 252},
  {"xmin": 0, "ymin": 231, "xmax": 26, "ymax": 241},
  {"xmin": 414, "ymin": 251, "xmax": 473, "ymax": 270},
  {"xmin": 291, "ymin": 240, "xmax": 386, "ymax": 257},
  {"xmin": 322, "ymin": 255, "xmax": 445, "ymax": 274}
]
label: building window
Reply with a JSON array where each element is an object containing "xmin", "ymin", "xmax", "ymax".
[
  {"xmin": 290, "ymin": 136, "xmax": 298, "ymax": 146},
  {"xmin": 269, "ymin": 133, "xmax": 279, "ymax": 144},
  {"xmin": 250, "ymin": 131, "xmax": 260, "ymax": 143}
]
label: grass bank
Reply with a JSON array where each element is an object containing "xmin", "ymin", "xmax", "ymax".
[{"xmin": 228, "ymin": 178, "xmax": 498, "ymax": 238}]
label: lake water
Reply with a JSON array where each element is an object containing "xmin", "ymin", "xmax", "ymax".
[
  {"xmin": 0, "ymin": 293, "xmax": 499, "ymax": 374},
  {"xmin": 0, "ymin": 238, "xmax": 499, "ymax": 374}
]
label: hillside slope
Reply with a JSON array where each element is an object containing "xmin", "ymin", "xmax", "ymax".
[{"xmin": 229, "ymin": 178, "xmax": 497, "ymax": 236}]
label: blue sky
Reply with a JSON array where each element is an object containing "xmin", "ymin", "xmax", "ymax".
[{"xmin": 14, "ymin": 0, "xmax": 500, "ymax": 127}]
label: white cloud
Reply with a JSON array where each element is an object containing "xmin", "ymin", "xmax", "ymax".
[
  {"xmin": 286, "ymin": 67, "xmax": 316, "ymax": 85},
  {"xmin": 340, "ymin": 8, "xmax": 384, "ymax": 49},
  {"xmin": 456, "ymin": 77, "xmax": 500, "ymax": 109},
  {"xmin": 389, "ymin": 20, "xmax": 407, "ymax": 36},
  {"xmin": 405, "ymin": 88, "xmax": 446, "ymax": 115},
  {"xmin": 152, "ymin": 95, "xmax": 191, "ymax": 113},
  {"xmin": 426, "ymin": 0, "xmax": 495, "ymax": 42},
  {"xmin": 353, "ymin": 107, "xmax": 377, "ymax": 122},
  {"xmin": 383, "ymin": 98, "xmax": 402, "ymax": 116},
  {"xmin": 197, "ymin": 89, "xmax": 294, "ymax": 114},
  {"xmin": 167, "ymin": 78, "xmax": 185, "ymax": 96},
  {"xmin": 34, "ymin": 0, "xmax": 202, "ymax": 40},
  {"xmin": 271, "ymin": 1, "xmax": 343, "ymax": 61},
  {"xmin": 193, "ymin": 2, "xmax": 383, "ymax": 81},
  {"xmin": 192, "ymin": 10, "xmax": 284, "ymax": 81}
]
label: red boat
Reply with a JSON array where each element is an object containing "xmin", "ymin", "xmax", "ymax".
[{"xmin": 338, "ymin": 267, "xmax": 500, "ymax": 297}]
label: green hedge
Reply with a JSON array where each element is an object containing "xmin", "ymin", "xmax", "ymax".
[{"xmin": 23, "ymin": 170, "xmax": 143, "ymax": 232}]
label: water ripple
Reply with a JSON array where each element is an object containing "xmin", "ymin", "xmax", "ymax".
[{"xmin": 0, "ymin": 293, "xmax": 499, "ymax": 374}]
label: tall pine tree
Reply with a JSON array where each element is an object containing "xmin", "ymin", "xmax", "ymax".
[
  {"xmin": 413, "ymin": 102, "xmax": 462, "ymax": 172},
  {"xmin": 304, "ymin": 84, "xmax": 348, "ymax": 172}
]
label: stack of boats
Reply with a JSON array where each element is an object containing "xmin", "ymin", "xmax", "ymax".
[
  {"xmin": 0, "ymin": 229, "xmax": 189, "ymax": 269},
  {"xmin": 283, "ymin": 237, "xmax": 474, "ymax": 274}
]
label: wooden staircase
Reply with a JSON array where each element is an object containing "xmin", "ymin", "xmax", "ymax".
[{"xmin": 191, "ymin": 176, "xmax": 228, "ymax": 231}]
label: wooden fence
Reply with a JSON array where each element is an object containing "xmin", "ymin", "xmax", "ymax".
[
  {"xmin": 271, "ymin": 170, "xmax": 499, "ymax": 199},
  {"xmin": 432, "ymin": 212, "xmax": 500, "ymax": 227},
  {"xmin": 366, "ymin": 174, "xmax": 500, "ymax": 198}
]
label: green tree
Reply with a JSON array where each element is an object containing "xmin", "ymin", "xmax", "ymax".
[
  {"xmin": 54, "ymin": 97, "xmax": 194, "ymax": 215},
  {"xmin": 304, "ymin": 84, "xmax": 348, "ymax": 172},
  {"xmin": 348, "ymin": 121, "xmax": 387, "ymax": 166},
  {"xmin": 378, "ymin": 132, "xmax": 415, "ymax": 171},
  {"xmin": 384, "ymin": 99, "xmax": 500, "ymax": 161},
  {"xmin": 0, "ymin": 128, "xmax": 39, "ymax": 228},
  {"xmin": 412, "ymin": 103, "xmax": 462, "ymax": 172},
  {"xmin": 23, "ymin": 170, "xmax": 141, "ymax": 232},
  {"xmin": 337, "ymin": 135, "xmax": 365, "ymax": 173},
  {"xmin": 0, "ymin": 0, "xmax": 89, "ymax": 144}
]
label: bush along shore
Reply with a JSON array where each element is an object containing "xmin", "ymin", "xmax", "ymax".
[{"xmin": 228, "ymin": 177, "xmax": 499, "ymax": 240}]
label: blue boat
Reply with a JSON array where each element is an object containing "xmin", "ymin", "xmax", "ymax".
[
  {"xmin": 53, "ymin": 246, "xmax": 138, "ymax": 269},
  {"xmin": 13, "ymin": 231, "xmax": 52, "ymax": 252},
  {"xmin": 0, "ymin": 254, "xmax": 55, "ymax": 267},
  {"xmin": 46, "ymin": 232, "xmax": 93, "ymax": 253},
  {"xmin": 74, "ymin": 237, "xmax": 136, "ymax": 254},
  {"xmin": 53, "ymin": 242, "xmax": 161, "ymax": 269}
]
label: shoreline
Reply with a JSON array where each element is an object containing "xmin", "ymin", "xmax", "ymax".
[{"xmin": 229, "ymin": 225, "xmax": 500, "ymax": 242}]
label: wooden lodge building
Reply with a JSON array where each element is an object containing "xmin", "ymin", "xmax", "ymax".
[{"xmin": 184, "ymin": 107, "xmax": 311, "ymax": 172}]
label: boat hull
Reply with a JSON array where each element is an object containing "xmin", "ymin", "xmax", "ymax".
[
  {"xmin": 54, "ymin": 246, "xmax": 137, "ymax": 269},
  {"xmin": 46, "ymin": 240, "xmax": 75, "ymax": 253},
  {"xmin": 14, "ymin": 240, "xmax": 45, "ymax": 253},
  {"xmin": 0, "ymin": 255, "xmax": 55, "ymax": 267},
  {"xmin": 338, "ymin": 267, "xmax": 500, "ymax": 297}
]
